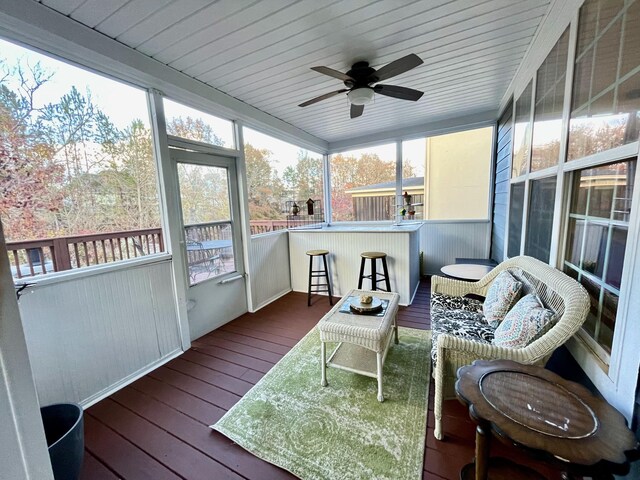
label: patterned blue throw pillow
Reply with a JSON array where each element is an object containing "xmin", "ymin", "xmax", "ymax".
[
  {"xmin": 492, "ymin": 294, "xmax": 555, "ymax": 348},
  {"xmin": 482, "ymin": 270, "xmax": 523, "ymax": 327}
]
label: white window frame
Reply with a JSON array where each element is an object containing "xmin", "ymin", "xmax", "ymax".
[{"xmin": 501, "ymin": 4, "xmax": 640, "ymax": 421}]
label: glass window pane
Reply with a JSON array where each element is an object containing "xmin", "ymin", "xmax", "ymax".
[
  {"xmin": 330, "ymin": 143, "xmax": 396, "ymax": 222},
  {"xmin": 401, "ymin": 138, "xmax": 426, "ymax": 221},
  {"xmin": 507, "ymin": 183, "xmax": 525, "ymax": 257},
  {"xmin": 531, "ymin": 29, "xmax": 569, "ymax": 171},
  {"xmin": 580, "ymin": 275, "xmax": 601, "ymax": 338},
  {"xmin": 568, "ymin": 0, "xmax": 640, "ymax": 161},
  {"xmin": 599, "ymin": 289, "xmax": 618, "ymax": 353},
  {"xmin": 512, "ymin": 81, "xmax": 533, "ymax": 177},
  {"xmin": 576, "ymin": 0, "xmax": 598, "ymax": 57},
  {"xmin": 164, "ymin": 98, "xmax": 234, "ymax": 148},
  {"xmin": 243, "ymin": 128, "xmax": 324, "ymax": 233},
  {"xmin": 573, "ymin": 161, "xmax": 635, "ymax": 220},
  {"xmin": 0, "ymin": 38, "xmax": 164, "ymax": 279},
  {"xmin": 564, "ymin": 264, "xmax": 580, "ymax": 282},
  {"xmin": 620, "ymin": 0, "xmax": 640, "ymax": 77},
  {"xmin": 582, "ymin": 223, "xmax": 608, "ymax": 277},
  {"xmin": 613, "ymin": 160, "xmax": 635, "ymax": 221},
  {"xmin": 177, "ymin": 163, "xmax": 235, "ymax": 285},
  {"xmin": 598, "ymin": 0, "xmax": 624, "ymax": 33},
  {"xmin": 606, "ymin": 226, "xmax": 627, "ymax": 289},
  {"xmin": 571, "ymin": 49, "xmax": 594, "ymax": 115},
  {"xmin": 524, "ymin": 177, "xmax": 557, "ymax": 262},
  {"xmin": 566, "ymin": 218, "xmax": 585, "ymax": 267},
  {"xmin": 571, "ymin": 176, "xmax": 588, "ymax": 215},
  {"xmin": 564, "ymin": 158, "xmax": 635, "ymax": 362},
  {"xmin": 588, "ymin": 173, "xmax": 615, "ymax": 219},
  {"xmin": 616, "ymin": 71, "xmax": 640, "ymax": 146},
  {"xmin": 592, "ymin": 18, "xmax": 621, "ymax": 94}
]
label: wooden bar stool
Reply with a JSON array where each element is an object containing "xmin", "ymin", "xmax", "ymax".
[
  {"xmin": 306, "ymin": 250, "xmax": 333, "ymax": 306},
  {"xmin": 358, "ymin": 252, "xmax": 391, "ymax": 292}
]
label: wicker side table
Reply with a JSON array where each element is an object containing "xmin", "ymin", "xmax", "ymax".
[{"xmin": 318, "ymin": 289, "xmax": 400, "ymax": 402}]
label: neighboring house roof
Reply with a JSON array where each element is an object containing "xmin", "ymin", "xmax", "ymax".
[{"xmin": 347, "ymin": 177, "xmax": 424, "ymax": 195}]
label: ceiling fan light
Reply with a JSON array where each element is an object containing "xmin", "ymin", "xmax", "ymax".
[{"xmin": 348, "ymin": 87, "xmax": 374, "ymax": 105}]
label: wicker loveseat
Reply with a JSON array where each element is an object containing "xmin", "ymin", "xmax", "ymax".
[{"xmin": 431, "ymin": 255, "xmax": 590, "ymax": 440}]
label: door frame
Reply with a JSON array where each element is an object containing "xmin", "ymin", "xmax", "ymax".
[{"xmin": 170, "ymin": 148, "xmax": 246, "ymax": 289}]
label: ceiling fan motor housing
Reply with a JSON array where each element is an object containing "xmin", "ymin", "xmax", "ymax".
[{"xmin": 344, "ymin": 61, "xmax": 378, "ymax": 88}]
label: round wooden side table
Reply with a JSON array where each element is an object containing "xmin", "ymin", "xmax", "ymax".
[{"xmin": 455, "ymin": 359, "xmax": 638, "ymax": 480}]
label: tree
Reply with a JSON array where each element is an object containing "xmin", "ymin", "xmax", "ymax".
[
  {"xmin": 92, "ymin": 115, "xmax": 160, "ymax": 230},
  {"xmin": 166, "ymin": 117, "xmax": 225, "ymax": 147},
  {"xmin": 0, "ymin": 59, "xmax": 63, "ymax": 241},
  {"xmin": 282, "ymin": 149, "xmax": 323, "ymax": 201},
  {"xmin": 244, "ymin": 143, "xmax": 286, "ymax": 219},
  {"xmin": 329, "ymin": 152, "xmax": 413, "ymax": 221}
]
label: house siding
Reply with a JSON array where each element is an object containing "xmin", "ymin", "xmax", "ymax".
[{"xmin": 490, "ymin": 100, "xmax": 513, "ymax": 262}]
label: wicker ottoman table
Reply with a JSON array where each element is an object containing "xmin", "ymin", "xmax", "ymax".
[{"xmin": 318, "ymin": 289, "xmax": 400, "ymax": 402}]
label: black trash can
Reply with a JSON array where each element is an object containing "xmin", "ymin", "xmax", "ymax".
[{"xmin": 40, "ymin": 403, "xmax": 84, "ymax": 480}]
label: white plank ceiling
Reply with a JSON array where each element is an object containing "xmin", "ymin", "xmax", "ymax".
[{"xmin": 37, "ymin": 0, "xmax": 552, "ymax": 143}]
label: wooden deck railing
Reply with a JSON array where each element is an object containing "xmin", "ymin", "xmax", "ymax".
[
  {"xmin": 7, "ymin": 228, "xmax": 164, "ymax": 279},
  {"xmin": 7, "ymin": 219, "xmax": 309, "ymax": 279},
  {"xmin": 249, "ymin": 220, "xmax": 289, "ymax": 234}
]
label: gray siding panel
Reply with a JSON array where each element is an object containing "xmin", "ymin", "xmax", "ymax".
[{"xmin": 490, "ymin": 100, "xmax": 513, "ymax": 262}]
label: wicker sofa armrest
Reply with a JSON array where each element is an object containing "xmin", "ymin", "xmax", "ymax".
[
  {"xmin": 430, "ymin": 275, "xmax": 485, "ymax": 297},
  {"xmin": 436, "ymin": 333, "xmax": 533, "ymax": 366}
]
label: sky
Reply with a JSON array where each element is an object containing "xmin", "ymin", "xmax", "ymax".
[
  {"xmin": 1, "ymin": 38, "xmax": 149, "ymax": 129},
  {"xmin": 1, "ymin": 36, "xmax": 427, "ymax": 178}
]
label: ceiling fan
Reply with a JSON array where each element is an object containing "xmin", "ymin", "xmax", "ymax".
[{"xmin": 298, "ymin": 53, "xmax": 424, "ymax": 119}]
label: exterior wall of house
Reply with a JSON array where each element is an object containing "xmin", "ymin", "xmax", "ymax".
[
  {"xmin": 499, "ymin": 0, "xmax": 640, "ymax": 421},
  {"xmin": 425, "ymin": 127, "xmax": 493, "ymax": 220},
  {"xmin": 490, "ymin": 102, "xmax": 513, "ymax": 262}
]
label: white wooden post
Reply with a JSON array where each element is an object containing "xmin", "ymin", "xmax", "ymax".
[{"xmin": 0, "ymin": 222, "xmax": 54, "ymax": 479}]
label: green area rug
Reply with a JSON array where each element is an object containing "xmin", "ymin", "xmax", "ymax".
[{"xmin": 211, "ymin": 327, "xmax": 431, "ymax": 480}]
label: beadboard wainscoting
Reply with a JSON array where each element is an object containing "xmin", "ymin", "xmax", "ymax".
[
  {"xmin": 17, "ymin": 258, "xmax": 182, "ymax": 407},
  {"xmin": 249, "ymin": 231, "xmax": 292, "ymax": 311},
  {"xmin": 288, "ymin": 225, "xmax": 422, "ymax": 305},
  {"xmin": 421, "ymin": 220, "xmax": 492, "ymax": 275}
]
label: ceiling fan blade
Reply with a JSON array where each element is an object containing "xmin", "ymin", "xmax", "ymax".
[
  {"xmin": 299, "ymin": 89, "xmax": 348, "ymax": 107},
  {"xmin": 310, "ymin": 66, "xmax": 353, "ymax": 82},
  {"xmin": 374, "ymin": 54, "xmax": 423, "ymax": 82},
  {"xmin": 350, "ymin": 104, "xmax": 364, "ymax": 119},
  {"xmin": 374, "ymin": 84, "xmax": 423, "ymax": 101}
]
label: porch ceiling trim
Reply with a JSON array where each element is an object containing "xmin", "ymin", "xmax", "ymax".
[
  {"xmin": 0, "ymin": 0, "xmax": 329, "ymax": 153},
  {"xmin": 327, "ymin": 110, "xmax": 496, "ymax": 153}
]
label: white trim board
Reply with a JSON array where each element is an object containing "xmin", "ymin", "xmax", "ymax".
[
  {"xmin": 81, "ymin": 348, "xmax": 183, "ymax": 409},
  {"xmin": 328, "ymin": 111, "xmax": 496, "ymax": 153},
  {"xmin": 0, "ymin": 226, "xmax": 54, "ymax": 479},
  {"xmin": 0, "ymin": 0, "xmax": 328, "ymax": 154}
]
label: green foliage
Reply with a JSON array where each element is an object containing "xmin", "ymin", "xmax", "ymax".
[{"xmin": 244, "ymin": 143, "xmax": 286, "ymax": 220}]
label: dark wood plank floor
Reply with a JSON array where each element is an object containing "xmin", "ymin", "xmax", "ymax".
[{"xmin": 81, "ymin": 279, "xmax": 566, "ymax": 480}]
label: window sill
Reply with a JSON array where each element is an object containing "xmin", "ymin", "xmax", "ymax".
[{"xmin": 13, "ymin": 253, "xmax": 172, "ymax": 288}]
